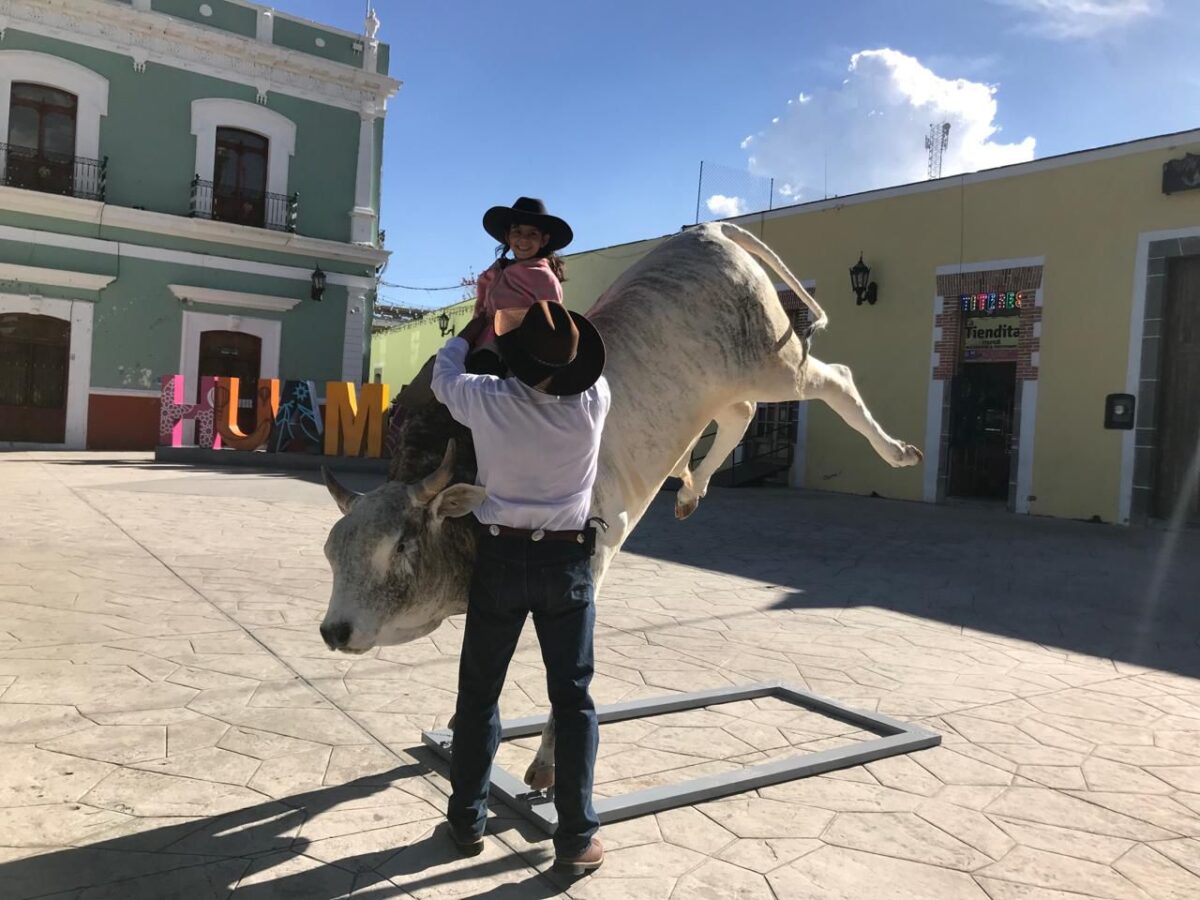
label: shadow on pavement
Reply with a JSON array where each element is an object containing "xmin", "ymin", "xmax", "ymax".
[
  {"xmin": 625, "ymin": 487, "xmax": 1200, "ymax": 679},
  {"xmin": 0, "ymin": 764, "xmax": 567, "ymax": 899}
]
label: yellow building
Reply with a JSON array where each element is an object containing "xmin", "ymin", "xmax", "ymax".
[{"xmin": 373, "ymin": 129, "xmax": 1200, "ymax": 526}]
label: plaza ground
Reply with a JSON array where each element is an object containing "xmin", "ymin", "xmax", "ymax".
[{"xmin": 1, "ymin": 453, "xmax": 1198, "ymax": 898}]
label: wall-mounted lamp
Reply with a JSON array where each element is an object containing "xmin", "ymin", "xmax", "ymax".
[
  {"xmin": 437, "ymin": 311, "xmax": 452, "ymax": 337},
  {"xmin": 310, "ymin": 265, "xmax": 327, "ymax": 302},
  {"xmin": 849, "ymin": 253, "xmax": 878, "ymax": 306}
]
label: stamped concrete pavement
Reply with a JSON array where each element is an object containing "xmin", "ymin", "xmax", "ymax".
[{"xmin": 0, "ymin": 453, "xmax": 1198, "ymax": 899}]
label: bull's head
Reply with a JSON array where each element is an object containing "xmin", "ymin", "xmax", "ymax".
[{"xmin": 318, "ymin": 440, "xmax": 483, "ymax": 652}]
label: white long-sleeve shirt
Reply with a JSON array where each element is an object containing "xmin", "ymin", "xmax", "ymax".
[{"xmin": 430, "ymin": 337, "xmax": 610, "ymax": 531}]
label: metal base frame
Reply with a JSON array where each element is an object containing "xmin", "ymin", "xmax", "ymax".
[{"xmin": 421, "ymin": 681, "xmax": 940, "ymax": 835}]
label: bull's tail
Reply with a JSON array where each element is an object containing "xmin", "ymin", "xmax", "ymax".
[{"xmin": 718, "ymin": 222, "xmax": 829, "ymax": 342}]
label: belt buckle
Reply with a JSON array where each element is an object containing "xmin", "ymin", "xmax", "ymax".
[
  {"xmin": 531, "ymin": 529, "xmax": 545, "ymax": 542},
  {"xmin": 488, "ymin": 525, "xmax": 500, "ymax": 537}
]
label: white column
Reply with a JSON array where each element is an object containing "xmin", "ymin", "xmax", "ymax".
[
  {"xmin": 0, "ymin": 87, "xmax": 8, "ymax": 184},
  {"xmin": 257, "ymin": 9, "xmax": 274, "ymax": 43},
  {"xmin": 1014, "ymin": 380, "xmax": 1038, "ymax": 514},
  {"xmin": 922, "ymin": 380, "xmax": 944, "ymax": 503},
  {"xmin": 132, "ymin": 0, "xmax": 151, "ymax": 10},
  {"xmin": 788, "ymin": 403, "xmax": 808, "ymax": 488},
  {"xmin": 65, "ymin": 299, "xmax": 95, "ymax": 449},
  {"xmin": 349, "ymin": 105, "xmax": 378, "ymax": 244},
  {"xmin": 342, "ymin": 292, "xmax": 368, "ymax": 382},
  {"xmin": 363, "ymin": 9, "xmax": 380, "ymax": 73},
  {"xmin": 922, "ymin": 293, "xmax": 946, "ymax": 503}
]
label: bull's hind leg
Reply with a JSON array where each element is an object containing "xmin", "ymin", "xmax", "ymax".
[
  {"xmin": 798, "ymin": 357, "xmax": 922, "ymax": 467},
  {"xmin": 676, "ymin": 400, "xmax": 757, "ymax": 519},
  {"xmin": 667, "ymin": 445, "xmax": 696, "ymax": 495},
  {"xmin": 523, "ymin": 718, "xmax": 556, "ymax": 791},
  {"xmin": 450, "ymin": 711, "xmax": 556, "ymax": 791}
]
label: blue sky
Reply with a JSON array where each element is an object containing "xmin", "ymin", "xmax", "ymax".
[{"xmin": 267, "ymin": 0, "xmax": 1198, "ymax": 308}]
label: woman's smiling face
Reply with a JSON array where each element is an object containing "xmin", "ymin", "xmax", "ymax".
[{"xmin": 508, "ymin": 223, "xmax": 550, "ymax": 260}]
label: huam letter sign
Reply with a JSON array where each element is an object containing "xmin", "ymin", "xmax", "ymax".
[{"xmin": 158, "ymin": 374, "xmax": 392, "ymax": 458}]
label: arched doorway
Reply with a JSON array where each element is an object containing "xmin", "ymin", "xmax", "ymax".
[
  {"xmin": 0, "ymin": 312, "xmax": 70, "ymax": 443},
  {"xmin": 198, "ymin": 330, "xmax": 262, "ymax": 434}
]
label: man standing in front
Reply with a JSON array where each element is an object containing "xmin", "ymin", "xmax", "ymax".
[{"xmin": 431, "ymin": 299, "xmax": 609, "ymax": 875}]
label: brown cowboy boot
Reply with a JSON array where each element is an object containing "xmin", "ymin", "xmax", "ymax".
[{"xmin": 553, "ymin": 837, "xmax": 604, "ymax": 875}]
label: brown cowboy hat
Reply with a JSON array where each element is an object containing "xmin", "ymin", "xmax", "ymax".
[
  {"xmin": 483, "ymin": 197, "xmax": 573, "ymax": 254},
  {"xmin": 494, "ymin": 301, "xmax": 605, "ymax": 396}
]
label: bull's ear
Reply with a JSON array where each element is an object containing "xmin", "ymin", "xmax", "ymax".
[{"xmin": 429, "ymin": 483, "xmax": 487, "ymax": 523}]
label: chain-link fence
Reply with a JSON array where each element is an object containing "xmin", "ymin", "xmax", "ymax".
[{"xmin": 694, "ymin": 161, "xmax": 777, "ymax": 224}]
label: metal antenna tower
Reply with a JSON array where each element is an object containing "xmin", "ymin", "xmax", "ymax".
[{"xmin": 925, "ymin": 122, "xmax": 951, "ymax": 179}]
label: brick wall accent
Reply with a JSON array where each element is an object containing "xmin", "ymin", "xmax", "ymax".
[
  {"xmin": 930, "ymin": 265, "xmax": 1044, "ymax": 508},
  {"xmin": 775, "ymin": 289, "xmax": 813, "ymax": 334},
  {"xmin": 933, "ymin": 267, "xmax": 1043, "ymax": 381}
]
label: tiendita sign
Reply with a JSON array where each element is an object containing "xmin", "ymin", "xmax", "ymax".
[{"xmin": 159, "ymin": 375, "xmax": 392, "ymax": 458}]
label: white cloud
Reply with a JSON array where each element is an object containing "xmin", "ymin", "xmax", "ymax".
[
  {"xmin": 738, "ymin": 48, "xmax": 1036, "ymax": 204},
  {"xmin": 706, "ymin": 194, "xmax": 746, "ymax": 217},
  {"xmin": 992, "ymin": 0, "xmax": 1160, "ymax": 38}
]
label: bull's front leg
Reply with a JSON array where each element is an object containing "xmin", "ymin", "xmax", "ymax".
[
  {"xmin": 676, "ymin": 400, "xmax": 757, "ymax": 519},
  {"xmin": 524, "ymin": 716, "xmax": 556, "ymax": 790}
]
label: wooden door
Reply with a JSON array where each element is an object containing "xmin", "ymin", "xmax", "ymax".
[
  {"xmin": 0, "ymin": 313, "xmax": 69, "ymax": 443},
  {"xmin": 947, "ymin": 362, "xmax": 1016, "ymax": 500},
  {"xmin": 198, "ymin": 330, "xmax": 262, "ymax": 435},
  {"xmin": 1154, "ymin": 256, "xmax": 1200, "ymax": 523}
]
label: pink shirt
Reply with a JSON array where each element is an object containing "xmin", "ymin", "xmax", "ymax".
[{"xmin": 472, "ymin": 258, "xmax": 563, "ymax": 347}]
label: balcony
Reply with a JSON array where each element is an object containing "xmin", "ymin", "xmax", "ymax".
[
  {"xmin": 188, "ymin": 176, "xmax": 298, "ymax": 233},
  {"xmin": 0, "ymin": 143, "xmax": 107, "ymax": 202}
]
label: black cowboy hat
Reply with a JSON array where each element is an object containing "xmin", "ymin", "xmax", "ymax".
[
  {"xmin": 494, "ymin": 301, "xmax": 605, "ymax": 396},
  {"xmin": 483, "ymin": 197, "xmax": 573, "ymax": 254}
]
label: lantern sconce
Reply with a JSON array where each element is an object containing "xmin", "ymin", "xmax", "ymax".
[
  {"xmin": 310, "ymin": 265, "xmax": 327, "ymax": 302},
  {"xmin": 437, "ymin": 311, "xmax": 453, "ymax": 337},
  {"xmin": 849, "ymin": 253, "xmax": 878, "ymax": 306}
]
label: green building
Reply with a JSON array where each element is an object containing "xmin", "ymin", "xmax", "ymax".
[{"xmin": 0, "ymin": 0, "xmax": 399, "ymax": 449}]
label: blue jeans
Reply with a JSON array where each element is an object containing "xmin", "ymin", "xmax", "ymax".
[{"xmin": 447, "ymin": 530, "xmax": 600, "ymax": 857}]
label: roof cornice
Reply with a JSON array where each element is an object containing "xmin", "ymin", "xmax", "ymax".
[
  {"xmin": 721, "ymin": 128, "xmax": 1200, "ymax": 227},
  {"xmin": 1, "ymin": 0, "xmax": 401, "ymax": 114}
]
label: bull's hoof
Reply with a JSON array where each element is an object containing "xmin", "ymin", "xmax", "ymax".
[
  {"xmin": 524, "ymin": 762, "xmax": 555, "ymax": 791},
  {"xmin": 889, "ymin": 442, "xmax": 923, "ymax": 468},
  {"xmin": 675, "ymin": 489, "xmax": 700, "ymax": 520}
]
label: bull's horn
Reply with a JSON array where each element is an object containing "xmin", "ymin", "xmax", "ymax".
[
  {"xmin": 412, "ymin": 439, "xmax": 457, "ymax": 505},
  {"xmin": 323, "ymin": 466, "xmax": 360, "ymax": 515}
]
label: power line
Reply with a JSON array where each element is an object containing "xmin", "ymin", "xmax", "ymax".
[{"xmin": 378, "ymin": 280, "xmax": 465, "ymax": 292}]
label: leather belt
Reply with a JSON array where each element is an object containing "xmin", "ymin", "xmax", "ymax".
[{"xmin": 480, "ymin": 523, "xmax": 590, "ymax": 544}]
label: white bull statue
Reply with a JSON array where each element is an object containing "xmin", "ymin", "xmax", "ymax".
[{"xmin": 319, "ymin": 222, "xmax": 922, "ymax": 790}]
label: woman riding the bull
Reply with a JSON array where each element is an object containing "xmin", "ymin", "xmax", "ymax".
[
  {"xmin": 392, "ymin": 197, "xmax": 571, "ymax": 413},
  {"xmin": 466, "ymin": 197, "xmax": 571, "ymax": 375}
]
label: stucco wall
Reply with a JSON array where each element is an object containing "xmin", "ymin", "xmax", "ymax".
[{"xmin": 370, "ymin": 136, "xmax": 1200, "ymax": 522}]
